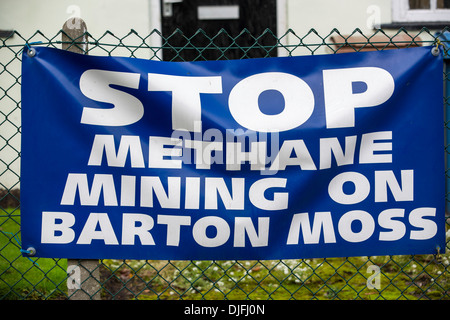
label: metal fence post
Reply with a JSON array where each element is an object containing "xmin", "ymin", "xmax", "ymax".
[{"xmin": 62, "ymin": 17, "xmax": 101, "ymax": 300}]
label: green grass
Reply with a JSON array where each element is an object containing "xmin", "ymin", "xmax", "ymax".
[
  {"xmin": 103, "ymin": 252, "xmax": 449, "ymax": 300},
  {"xmin": 0, "ymin": 210, "xmax": 68, "ymax": 299}
]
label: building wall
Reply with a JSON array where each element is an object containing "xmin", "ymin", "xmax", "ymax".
[
  {"xmin": 283, "ymin": 0, "xmax": 392, "ymax": 55},
  {"xmin": 0, "ymin": 0, "xmax": 152, "ymax": 39},
  {"xmin": 286, "ymin": 0, "xmax": 392, "ymax": 34}
]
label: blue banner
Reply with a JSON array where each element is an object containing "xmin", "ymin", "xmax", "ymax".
[{"xmin": 21, "ymin": 46, "xmax": 445, "ymax": 260}]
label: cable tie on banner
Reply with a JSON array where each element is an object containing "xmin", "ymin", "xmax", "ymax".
[
  {"xmin": 20, "ymin": 41, "xmax": 43, "ymax": 56},
  {"xmin": 21, "ymin": 247, "xmax": 36, "ymax": 256},
  {"xmin": 0, "ymin": 230, "xmax": 39, "ymax": 266}
]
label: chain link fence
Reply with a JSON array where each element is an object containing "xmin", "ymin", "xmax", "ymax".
[{"xmin": 0, "ymin": 26, "xmax": 449, "ymax": 300}]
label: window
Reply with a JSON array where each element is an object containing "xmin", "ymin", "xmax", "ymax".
[
  {"xmin": 0, "ymin": 30, "xmax": 14, "ymax": 38},
  {"xmin": 392, "ymin": 0, "xmax": 450, "ymax": 22}
]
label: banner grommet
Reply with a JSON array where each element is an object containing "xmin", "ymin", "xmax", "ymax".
[{"xmin": 27, "ymin": 47, "xmax": 36, "ymax": 57}]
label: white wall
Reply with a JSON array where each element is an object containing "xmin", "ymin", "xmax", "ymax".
[
  {"xmin": 282, "ymin": 0, "xmax": 392, "ymax": 55},
  {"xmin": 281, "ymin": 0, "xmax": 439, "ymax": 55},
  {"xmin": 0, "ymin": 0, "xmax": 152, "ymax": 39},
  {"xmin": 0, "ymin": 0, "xmax": 159, "ymax": 189},
  {"xmin": 286, "ymin": 0, "xmax": 392, "ymax": 34}
]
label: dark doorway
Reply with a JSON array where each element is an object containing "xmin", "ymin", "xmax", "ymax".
[{"xmin": 160, "ymin": 0, "xmax": 278, "ymax": 61}]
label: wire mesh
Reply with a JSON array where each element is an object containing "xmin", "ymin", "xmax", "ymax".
[{"xmin": 0, "ymin": 27, "xmax": 449, "ymax": 300}]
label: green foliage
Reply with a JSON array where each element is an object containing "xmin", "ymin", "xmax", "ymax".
[
  {"xmin": 102, "ymin": 251, "xmax": 450, "ymax": 300},
  {"xmin": 0, "ymin": 211, "xmax": 67, "ymax": 299}
]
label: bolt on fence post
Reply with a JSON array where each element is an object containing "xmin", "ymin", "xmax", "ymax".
[{"xmin": 62, "ymin": 17, "xmax": 101, "ymax": 300}]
